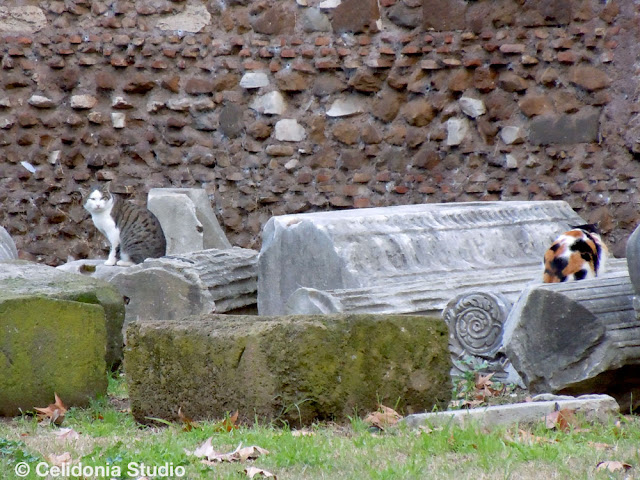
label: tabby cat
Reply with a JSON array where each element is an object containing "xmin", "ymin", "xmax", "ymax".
[
  {"xmin": 84, "ymin": 184, "xmax": 166, "ymax": 266},
  {"xmin": 542, "ymin": 223, "xmax": 608, "ymax": 283}
]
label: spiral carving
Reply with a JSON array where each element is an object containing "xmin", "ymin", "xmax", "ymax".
[{"xmin": 444, "ymin": 292, "xmax": 510, "ymax": 358}]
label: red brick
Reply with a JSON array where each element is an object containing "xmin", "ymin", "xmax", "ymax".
[
  {"xmin": 353, "ymin": 172, "xmax": 372, "ymax": 183},
  {"xmin": 259, "ymin": 47, "xmax": 273, "ymax": 58},
  {"xmin": 315, "ymin": 58, "xmax": 339, "ymax": 69},
  {"xmin": 354, "ymin": 198, "xmax": 371, "ymax": 208},
  {"xmin": 243, "ymin": 60, "xmax": 265, "ymax": 70},
  {"xmin": 401, "ymin": 45, "xmax": 420, "ymax": 55},
  {"xmin": 320, "ymin": 46, "xmax": 336, "ymax": 56},
  {"xmin": 315, "ymin": 37, "xmax": 331, "ymax": 46},
  {"xmin": 301, "ymin": 47, "xmax": 315, "ymax": 58},
  {"xmin": 394, "ymin": 185, "xmax": 409, "ymax": 194},
  {"xmin": 557, "ymin": 51, "xmax": 577, "ymax": 63},
  {"xmin": 280, "ymin": 48, "xmax": 296, "ymax": 58}
]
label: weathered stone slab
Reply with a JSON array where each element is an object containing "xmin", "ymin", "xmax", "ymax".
[
  {"xmin": 402, "ymin": 394, "xmax": 619, "ymax": 429},
  {"xmin": 1, "ymin": 260, "xmax": 124, "ymax": 367},
  {"xmin": 259, "ymin": 201, "xmax": 585, "ymax": 315},
  {"xmin": 147, "ymin": 188, "xmax": 231, "ymax": 255},
  {"xmin": 624, "ymin": 221, "xmax": 640, "ymax": 315},
  {"xmin": 287, "ymin": 264, "xmax": 540, "ymax": 316},
  {"xmin": 61, "ymin": 248, "xmax": 258, "ymax": 327},
  {"xmin": 125, "ymin": 314, "xmax": 451, "ymax": 425},
  {"xmin": 0, "ymin": 6, "xmax": 47, "ymax": 33},
  {"xmin": 503, "ymin": 265, "xmax": 640, "ymax": 410},
  {"xmin": 0, "ymin": 226, "xmax": 18, "ymax": 261},
  {"xmin": 529, "ymin": 107, "xmax": 600, "ymax": 145},
  {"xmin": 0, "ymin": 296, "xmax": 107, "ymax": 416},
  {"xmin": 155, "ymin": 4, "xmax": 211, "ymax": 33}
]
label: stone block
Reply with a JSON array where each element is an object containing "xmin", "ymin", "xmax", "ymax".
[
  {"xmin": 60, "ymin": 248, "xmax": 258, "ymax": 328},
  {"xmin": 125, "ymin": 314, "xmax": 451, "ymax": 425},
  {"xmin": 423, "ymin": 0, "xmax": 467, "ymax": 31},
  {"xmin": 503, "ymin": 266, "xmax": 640, "ymax": 410},
  {"xmin": 0, "ymin": 296, "xmax": 107, "ymax": 416},
  {"xmin": 403, "ymin": 394, "xmax": 619, "ymax": 429},
  {"xmin": 2, "ymin": 260, "xmax": 124, "ymax": 367},
  {"xmin": 259, "ymin": 201, "xmax": 585, "ymax": 315},
  {"xmin": 0, "ymin": 226, "xmax": 18, "ymax": 261},
  {"xmin": 147, "ymin": 188, "xmax": 231, "ymax": 255},
  {"xmin": 529, "ymin": 107, "xmax": 601, "ymax": 145}
]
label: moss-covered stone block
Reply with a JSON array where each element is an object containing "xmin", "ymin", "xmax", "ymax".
[
  {"xmin": 125, "ymin": 314, "xmax": 451, "ymax": 426},
  {"xmin": 0, "ymin": 296, "xmax": 108, "ymax": 416},
  {"xmin": 0, "ymin": 261, "xmax": 125, "ymax": 367}
]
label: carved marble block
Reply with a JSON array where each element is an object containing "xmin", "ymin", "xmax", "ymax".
[
  {"xmin": 261, "ymin": 200, "xmax": 585, "ymax": 315},
  {"xmin": 147, "ymin": 188, "xmax": 231, "ymax": 255},
  {"xmin": 502, "ymin": 262, "xmax": 639, "ymax": 410},
  {"xmin": 0, "ymin": 226, "xmax": 18, "ymax": 261}
]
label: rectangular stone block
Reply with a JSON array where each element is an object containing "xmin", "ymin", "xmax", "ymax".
[
  {"xmin": 147, "ymin": 188, "xmax": 231, "ymax": 255},
  {"xmin": 2, "ymin": 260, "xmax": 125, "ymax": 367},
  {"xmin": 1, "ymin": 296, "xmax": 107, "ymax": 416},
  {"xmin": 529, "ymin": 107, "xmax": 600, "ymax": 145},
  {"xmin": 259, "ymin": 201, "xmax": 585, "ymax": 315},
  {"xmin": 125, "ymin": 314, "xmax": 452, "ymax": 426}
]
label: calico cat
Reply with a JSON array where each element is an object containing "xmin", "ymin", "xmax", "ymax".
[
  {"xmin": 84, "ymin": 184, "xmax": 166, "ymax": 266},
  {"xmin": 542, "ymin": 223, "xmax": 608, "ymax": 283}
]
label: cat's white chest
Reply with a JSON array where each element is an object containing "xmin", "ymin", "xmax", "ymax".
[{"xmin": 91, "ymin": 209, "xmax": 119, "ymax": 243}]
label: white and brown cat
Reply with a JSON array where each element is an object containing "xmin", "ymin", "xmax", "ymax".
[
  {"xmin": 84, "ymin": 184, "xmax": 166, "ymax": 266},
  {"xmin": 542, "ymin": 223, "xmax": 608, "ymax": 283}
]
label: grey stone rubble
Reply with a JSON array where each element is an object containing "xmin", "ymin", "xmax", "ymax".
[
  {"xmin": 402, "ymin": 394, "xmax": 619, "ymax": 429},
  {"xmin": 0, "ymin": 226, "xmax": 18, "ymax": 261},
  {"xmin": 59, "ymin": 247, "xmax": 258, "ymax": 328},
  {"xmin": 147, "ymin": 188, "xmax": 232, "ymax": 255},
  {"xmin": 261, "ymin": 200, "xmax": 585, "ymax": 316},
  {"xmin": 502, "ymin": 265, "xmax": 638, "ymax": 410}
]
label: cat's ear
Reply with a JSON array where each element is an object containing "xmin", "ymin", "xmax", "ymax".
[{"xmin": 570, "ymin": 223, "xmax": 600, "ymax": 234}]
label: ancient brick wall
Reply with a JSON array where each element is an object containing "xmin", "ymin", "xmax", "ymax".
[{"xmin": 0, "ymin": 0, "xmax": 638, "ymax": 265}]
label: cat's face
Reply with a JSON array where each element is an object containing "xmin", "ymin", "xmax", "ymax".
[{"xmin": 83, "ymin": 185, "xmax": 113, "ymax": 213}]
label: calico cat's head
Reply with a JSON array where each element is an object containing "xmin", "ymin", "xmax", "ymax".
[{"xmin": 83, "ymin": 183, "xmax": 114, "ymax": 214}]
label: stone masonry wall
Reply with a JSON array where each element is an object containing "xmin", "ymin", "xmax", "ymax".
[{"xmin": 0, "ymin": 0, "xmax": 639, "ymax": 265}]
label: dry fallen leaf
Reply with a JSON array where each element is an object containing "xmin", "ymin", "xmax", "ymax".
[
  {"xmin": 544, "ymin": 408, "xmax": 578, "ymax": 432},
  {"xmin": 245, "ymin": 466, "xmax": 277, "ymax": 479},
  {"xmin": 364, "ymin": 405, "xmax": 402, "ymax": 430},
  {"xmin": 34, "ymin": 393, "xmax": 67, "ymax": 426},
  {"xmin": 47, "ymin": 452, "xmax": 72, "ymax": 467},
  {"xmin": 587, "ymin": 441, "xmax": 613, "ymax": 451},
  {"xmin": 189, "ymin": 436, "xmax": 216, "ymax": 459},
  {"xmin": 54, "ymin": 428, "xmax": 80, "ymax": 442},
  {"xmin": 596, "ymin": 461, "xmax": 632, "ymax": 472},
  {"xmin": 475, "ymin": 372, "xmax": 494, "ymax": 390},
  {"xmin": 189, "ymin": 440, "xmax": 270, "ymax": 464},
  {"xmin": 291, "ymin": 429, "xmax": 315, "ymax": 437},
  {"xmin": 504, "ymin": 429, "xmax": 557, "ymax": 446},
  {"xmin": 213, "ymin": 411, "xmax": 239, "ymax": 433},
  {"xmin": 178, "ymin": 407, "xmax": 200, "ymax": 432}
]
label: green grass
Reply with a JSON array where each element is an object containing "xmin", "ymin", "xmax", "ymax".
[{"xmin": 1, "ymin": 373, "xmax": 639, "ymax": 479}]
